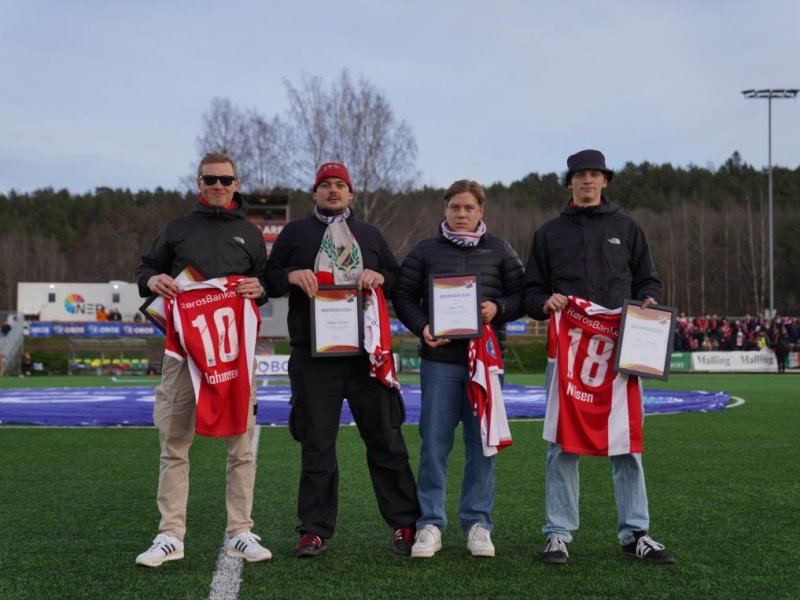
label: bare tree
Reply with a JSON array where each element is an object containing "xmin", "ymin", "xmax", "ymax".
[
  {"xmin": 283, "ymin": 70, "xmax": 419, "ymax": 230},
  {"xmin": 738, "ymin": 190, "xmax": 768, "ymax": 316},
  {"xmin": 243, "ymin": 111, "xmax": 292, "ymax": 192},
  {"xmin": 0, "ymin": 232, "xmax": 69, "ymax": 307},
  {"xmin": 194, "ymin": 98, "xmax": 290, "ymax": 193}
]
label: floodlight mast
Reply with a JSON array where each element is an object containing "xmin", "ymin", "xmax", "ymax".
[{"xmin": 741, "ymin": 88, "xmax": 799, "ymax": 318}]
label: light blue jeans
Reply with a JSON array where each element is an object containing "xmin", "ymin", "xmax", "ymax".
[
  {"xmin": 541, "ymin": 361, "xmax": 649, "ymax": 545},
  {"xmin": 417, "ymin": 358, "xmax": 495, "ymax": 533}
]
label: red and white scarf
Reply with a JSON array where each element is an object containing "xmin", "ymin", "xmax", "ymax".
[
  {"xmin": 468, "ymin": 324, "xmax": 512, "ymax": 456},
  {"xmin": 363, "ymin": 286, "xmax": 400, "ymax": 390}
]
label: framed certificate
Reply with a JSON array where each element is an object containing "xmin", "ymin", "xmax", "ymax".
[
  {"xmin": 428, "ymin": 273, "xmax": 481, "ymax": 340},
  {"xmin": 310, "ymin": 285, "xmax": 364, "ymax": 357},
  {"xmin": 613, "ymin": 299, "xmax": 677, "ymax": 380}
]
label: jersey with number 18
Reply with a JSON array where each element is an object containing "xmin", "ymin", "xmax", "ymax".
[
  {"xmin": 165, "ymin": 276, "xmax": 260, "ymax": 437},
  {"xmin": 543, "ymin": 296, "xmax": 643, "ymax": 456}
]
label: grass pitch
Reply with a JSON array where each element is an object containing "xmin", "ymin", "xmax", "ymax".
[{"xmin": 1, "ymin": 374, "xmax": 797, "ymax": 599}]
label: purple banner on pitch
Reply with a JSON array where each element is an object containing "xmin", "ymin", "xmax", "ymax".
[{"xmin": 0, "ymin": 385, "xmax": 730, "ymax": 428}]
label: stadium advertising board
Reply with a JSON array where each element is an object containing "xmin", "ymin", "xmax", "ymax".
[
  {"xmin": 255, "ymin": 354, "xmax": 290, "ymax": 375},
  {"xmin": 26, "ymin": 322, "xmax": 163, "ymax": 338},
  {"xmin": 690, "ymin": 350, "xmax": 777, "ymax": 372},
  {"xmin": 255, "ymin": 353, "xmax": 401, "ymax": 376},
  {"xmin": 669, "ymin": 353, "xmax": 692, "ymax": 372}
]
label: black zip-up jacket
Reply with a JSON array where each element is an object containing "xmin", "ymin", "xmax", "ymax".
[
  {"xmin": 523, "ymin": 198, "xmax": 660, "ymax": 320},
  {"xmin": 136, "ymin": 194, "xmax": 268, "ymax": 305},
  {"xmin": 264, "ymin": 212, "xmax": 399, "ymax": 348},
  {"xmin": 393, "ymin": 228, "xmax": 525, "ymax": 365}
]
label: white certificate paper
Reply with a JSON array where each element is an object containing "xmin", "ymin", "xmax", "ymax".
[
  {"xmin": 614, "ymin": 300, "xmax": 677, "ymax": 380},
  {"xmin": 429, "ymin": 274, "xmax": 481, "ymax": 339},
  {"xmin": 311, "ymin": 286, "xmax": 363, "ymax": 356}
]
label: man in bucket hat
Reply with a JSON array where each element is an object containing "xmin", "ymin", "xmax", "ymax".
[
  {"xmin": 265, "ymin": 162, "xmax": 420, "ymax": 558},
  {"xmin": 523, "ymin": 149, "xmax": 674, "ymax": 565}
]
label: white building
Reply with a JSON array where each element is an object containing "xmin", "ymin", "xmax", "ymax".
[
  {"xmin": 17, "ymin": 281, "xmax": 142, "ymax": 322},
  {"xmin": 16, "ymin": 281, "xmax": 289, "ymax": 337}
]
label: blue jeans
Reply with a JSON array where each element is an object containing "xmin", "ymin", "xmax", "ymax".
[
  {"xmin": 541, "ymin": 361, "xmax": 649, "ymax": 545},
  {"xmin": 417, "ymin": 358, "xmax": 495, "ymax": 533}
]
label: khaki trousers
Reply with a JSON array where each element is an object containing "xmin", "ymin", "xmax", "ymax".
[{"xmin": 153, "ymin": 355, "xmax": 257, "ymax": 540}]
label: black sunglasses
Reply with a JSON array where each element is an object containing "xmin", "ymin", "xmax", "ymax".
[{"xmin": 199, "ymin": 175, "xmax": 237, "ymax": 186}]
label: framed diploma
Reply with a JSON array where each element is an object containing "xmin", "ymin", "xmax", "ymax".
[
  {"xmin": 428, "ymin": 273, "xmax": 481, "ymax": 340},
  {"xmin": 310, "ymin": 285, "xmax": 364, "ymax": 357},
  {"xmin": 613, "ymin": 299, "xmax": 678, "ymax": 380}
]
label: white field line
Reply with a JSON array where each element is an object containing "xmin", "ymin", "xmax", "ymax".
[{"xmin": 208, "ymin": 424, "xmax": 261, "ymax": 600}]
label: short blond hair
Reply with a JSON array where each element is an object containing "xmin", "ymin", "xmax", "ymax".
[{"xmin": 197, "ymin": 152, "xmax": 238, "ymax": 179}]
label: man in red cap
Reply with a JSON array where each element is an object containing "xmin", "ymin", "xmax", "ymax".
[
  {"xmin": 265, "ymin": 162, "xmax": 419, "ymax": 557},
  {"xmin": 523, "ymin": 149, "xmax": 674, "ymax": 565}
]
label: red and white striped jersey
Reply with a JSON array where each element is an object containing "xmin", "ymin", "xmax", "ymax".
[
  {"xmin": 164, "ymin": 276, "xmax": 260, "ymax": 437},
  {"xmin": 543, "ymin": 296, "xmax": 643, "ymax": 456}
]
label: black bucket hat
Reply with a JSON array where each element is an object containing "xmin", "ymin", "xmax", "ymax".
[{"xmin": 564, "ymin": 149, "xmax": 614, "ymax": 187}]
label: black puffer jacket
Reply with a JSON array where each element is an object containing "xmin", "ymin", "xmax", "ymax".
[
  {"xmin": 523, "ymin": 198, "xmax": 660, "ymax": 320},
  {"xmin": 393, "ymin": 227, "xmax": 524, "ymax": 364},
  {"xmin": 136, "ymin": 194, "xmax": 268, "ymax": 305}
]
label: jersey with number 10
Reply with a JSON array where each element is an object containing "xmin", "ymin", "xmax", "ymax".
[
  {"xmin": 543, "ymin": 296, "xmax": 643, "ymax": 456},
  {"xmin": 165, "ymin": 276, "xmax": 260, "ymax": 437}
]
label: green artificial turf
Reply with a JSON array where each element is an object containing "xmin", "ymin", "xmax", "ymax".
[{"xmin": 1, "ymin": 374, "xmax": 798, "ymax": 599}]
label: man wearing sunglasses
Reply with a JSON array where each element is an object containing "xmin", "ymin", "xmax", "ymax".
[
  {"xmin": 265, "ymin": 162, "xmax": 419, "ymax": 558},
  {"xmin": 135, "ymin": 152, "xmax": 270, "ymax": 567}
]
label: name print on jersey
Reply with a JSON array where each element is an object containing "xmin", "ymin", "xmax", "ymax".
[
  {"xmin": 543, "ymin": 296, "xmax": 643, "ymax": 456},
  {"xmin": 165, "ymin": 276, "xmax": 260, "ymax": 437}
]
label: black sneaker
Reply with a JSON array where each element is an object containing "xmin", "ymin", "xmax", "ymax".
[
  {"xmin": 542, "ymin": 535, "xmax": 569, "ymax": 564},
  {"xmin": 622, "ymin": 531, "xmax": 674, "ymax": 564},
  {"xmin": 295, "ymin": 532, "xmax": 326, "ymax": 558},
  {"xmin": 392, "ymin": 526, "xmax": 414, "ymax": 556}
]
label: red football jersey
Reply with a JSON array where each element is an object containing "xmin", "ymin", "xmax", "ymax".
[
  {"xmin": 543, "ymin": 296, "xmax": 643, "ymax": 456},
  {"xmin": 164, "ymin": 276, "xmax": 260, "ymax": 437}
]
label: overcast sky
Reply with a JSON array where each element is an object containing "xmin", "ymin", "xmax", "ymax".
[{"xmin": 1, "ymin": 0, "xmax": 799, "ymax": 194}]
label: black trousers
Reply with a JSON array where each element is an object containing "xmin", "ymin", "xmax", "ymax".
[{"xmin": 288, "ymin": 348, "xmax": 420, "ymax": 539}]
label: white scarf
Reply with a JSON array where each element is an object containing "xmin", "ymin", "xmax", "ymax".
[{"xmin": 313, "ymin": 206, "xmax": 363, "ymax": 284}]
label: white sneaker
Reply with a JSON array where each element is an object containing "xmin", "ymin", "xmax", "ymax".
[
  {"xmin": 226, "ymin": 531, "xmax": 272, "ymax": 562},
  {"xmin": 135, "ymin": 533, "xmax": 184, "ymax": 567},
  {"xmin": 467, "ymin": 523, "xmax": 495, "ymax": 557},
  {"xmin": 411, "ymin": 524, "xmax": 442, "ymax": 558}
]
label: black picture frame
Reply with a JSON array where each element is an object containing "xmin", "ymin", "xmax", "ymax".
[{"xmin": 613, "ymin": 299, "xmax": 678, "ymax": 381}]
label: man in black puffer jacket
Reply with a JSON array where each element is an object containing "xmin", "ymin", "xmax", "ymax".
[{"xmin": 393, "ymin": 179, "xmax": 524, "ymax": 559}]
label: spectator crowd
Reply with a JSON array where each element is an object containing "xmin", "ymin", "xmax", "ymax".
[{"xmin": 673, "ymin": 314, "xmax": 799, "ymax": 353}]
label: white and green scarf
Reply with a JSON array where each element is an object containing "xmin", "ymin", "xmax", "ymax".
[{"xmin": 313, "ymin": 206, "xmax": 363, "ymax": 284}]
